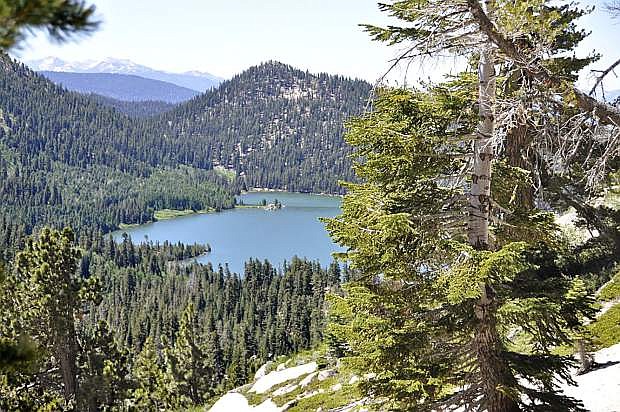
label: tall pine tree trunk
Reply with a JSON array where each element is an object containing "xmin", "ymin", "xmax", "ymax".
[
  {"xmin": 506, "ymin": 122, "xmax": 534, "ymax": 209},
  {"xmin": 473, "ymin": 286, "xmax": 519, "ymax": 412},
  {"xmin": 576, "ymin": 338, "xmax": 593, "ymax": 374},
  {"xmin": 55, "ymin": 312, "xmax": 79, "ymax": 404},
  {"xmin": 469, "ymin": 5, "xmax": 520, "ymax": 409}
]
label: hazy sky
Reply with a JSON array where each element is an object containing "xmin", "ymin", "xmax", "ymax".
[
  {"xmin": 12, "ymin": 0, "xmax": 620, "ymax": 90},
  {"xmin": 15, "ymin": 0, "xmax": 396, "ymax": 81}
]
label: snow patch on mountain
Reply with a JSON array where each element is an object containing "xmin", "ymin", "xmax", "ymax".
[
  {"xmin": 560, "ymin": 343, "xmax": 620, "ymax": 412},
  {"xmin": 207, "ymin": 343, "xmax": 620, "ymax": 411},
  {"xmin": 209, "ymin": 393, "xmax": 281, "ymax": 412},
  {"xmin": 250, "ymin": 362, "xmax": 317, "ymax": 394}
]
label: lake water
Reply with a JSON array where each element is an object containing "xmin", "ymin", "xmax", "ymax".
[{"xmin": 114, "ymin": 192, "xmax": 344, "ymax": 274}]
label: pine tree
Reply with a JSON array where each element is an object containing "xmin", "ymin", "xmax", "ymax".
[
  {"xmin": 0, "ymin": 260, "xmax": 38, "ymax": 372},
  {"xmin": 226, "ymin": 325, "xmax": 248, "ymax": 388},
  {"xmin": 325, "ymin": 82, "xmax": 598, "ymax": 410},
  {"xmin": 200, "ymin": 327, "xmax": 225, "ymax": 399},
  {"xmin": 167, "ymin": 303, "xmax": 212, "ymax": 405},
  {"xmin": 14, "ymin": 227, "xmax": 94, "ymax": 406},
  {"xmin": 0, "ymin": 0, "xmax": 98, "ymax": 50},
  {"xmin": 78, "ymin": 321, "xmax": 132, "ymax": 412},
  {"xmin": 130, "ymin": 336, "xmax": 177, "ymax": 410},
  {"xmin": 324, "ymin": 1, "xmax": 618, "ymax": 410}
]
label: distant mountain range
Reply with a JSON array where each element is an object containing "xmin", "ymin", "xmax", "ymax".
[
  {"xmin": 40, "ymin": 71, "xmax": 200, "ymax": 104},
  {"xmin": 27, "ymin": 57, "xmax": 223, "ymax": 92}
]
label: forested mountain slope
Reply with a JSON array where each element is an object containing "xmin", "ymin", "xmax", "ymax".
[
  {"xmin": 0, "ymin": 57, "xmax": 234, "ymax": 245},
  {"xmin": 0, "ymin": 228, "xmax": 345, "ymax": 410},
  {"xmin": 0, "ymin": 55, "xmax": 360, "ymax": 410},
  {"xmin": 87, "ymin": 94, "xmax": 175, "ymax": 117},
  {"xmin": 159, "ymin": 61, "xmax": 371, "ymax": 193},
  {"xmin": 0, "ymin": 56, "xmax": 367, "ymax": 253}
]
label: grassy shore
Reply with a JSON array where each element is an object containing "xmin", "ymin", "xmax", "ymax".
[
  {"xmin": 118, "ymin": 222, "xmax": 142, "ymax": 230},
  {"xmin": 119, "ymin": 190, "xmax": 340, "ymax": 229},
  {"xmin": 154, "ymin": 208, "xmax": 215, "ymax": 221}
]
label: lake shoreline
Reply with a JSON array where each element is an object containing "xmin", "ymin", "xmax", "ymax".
[
  {"xmin": 154, "ymin": 208, "xmax": 216, "ymax": 221},
  {"xmin": 116, "ymin": 190, "xmax": 342, "ymax": 232},
  {"xmin": 122, "ymin": 191, "xmax": 341, "ymax": 228},
  {"xmin": 118, "ymin": 208, "xmax": 219, "ymax": 230},
  {"xmin": 112, "ymin": 192, "xmax": 344, "ymax": 274},
  {"xmin": 242, "ymin": 188, "xmax": 344, "ymax": 198}
]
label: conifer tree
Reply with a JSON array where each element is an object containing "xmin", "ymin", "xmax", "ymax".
[
  {"xmin": 14, "ymin": 227, "xmax": 98, "ymax": 405},
  {"xmin": 167, "ymin": 303, "xmax": 213, "ymax": 405},
  {"xmin": 0, "ymin": 0, "xmax": 98, "ymax": 50},
  {"xmin": 325, "ymin": 1, "xmax": 619, "ymax": 410},
  {"xmin": 131, "ymin": 336, "xmax": 177, "ymax": 410},
  {"xmin": 79, "ymin": 321, "xmax": 132, "ymax": 412},
  {"xmin": 226, "ymin": 325, "xmax": 248, "ymax": 388},
  {"xmin": 326, "ymin": 83, "xmax": 599, "ymax": 411},
  {"xmin": 0, "ymin": 260, "xmax": 38, "ymax": 372},
  {"xmin": 201, "ymin": 328, "xmax": 225, "ymax": 397}
]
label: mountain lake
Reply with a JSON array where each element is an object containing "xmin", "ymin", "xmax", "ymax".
[{"xmin": 114, "ymin": 192, "xmax": 344, "ymax": 274}]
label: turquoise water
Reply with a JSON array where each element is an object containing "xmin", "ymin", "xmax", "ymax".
[{"xmin": 114, "ymin": 192, "xmax": 344, "ymax": 274}]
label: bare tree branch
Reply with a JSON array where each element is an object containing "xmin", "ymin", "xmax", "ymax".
[
  {"xmin": 465, "ymin": 0, "xmax": 620, "ymax": 126},
  {"xmin": 607, "ymin": 1, "xmax": 620, "ymax": 17},
  {"xmin": 589, "ymin": 57, "xmax": 620, "ymax": 97}
]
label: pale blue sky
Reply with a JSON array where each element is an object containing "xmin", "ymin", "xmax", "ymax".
[
  {"xmin": 12, "ymin": 0, "xmax": 620, "ymax": 90},
  {"xmin": 16, "ymin": 0, "xmax": 396, "ymax": 80}
]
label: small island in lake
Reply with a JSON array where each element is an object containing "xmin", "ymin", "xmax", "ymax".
[
  {"xmin": 235, "ymin": 197, "xmax": 284, "ymax": 210},
  {"xmin": 263, "ymin": 198, "xmax": 283, "ymax": 210}
]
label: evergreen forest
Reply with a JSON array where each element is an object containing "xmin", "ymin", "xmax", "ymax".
[{"xmin": 1, "ymin": 0, "xmax": 620, "ymax": 411}]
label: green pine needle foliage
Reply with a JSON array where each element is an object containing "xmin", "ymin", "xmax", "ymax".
[
  {"xmin": 325, "ymin": 85, "xmax": 597, "ymax": 411},
  {"xmin": 0, "ymin": 0, "xmax": 98, "ymax": 50}
]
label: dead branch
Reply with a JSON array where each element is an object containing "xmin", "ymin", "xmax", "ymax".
[
  {"xmin": 589, "ymin": 57, "xmax": 620, "ymax": 97},
  {"xmin": 465, "ymin": 0, "xmax": 620, "ymax": 127}
]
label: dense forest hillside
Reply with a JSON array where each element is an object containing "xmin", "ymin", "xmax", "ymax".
[
  {"xmin": 2, "ymin": 1, "xmax": 619, "ymax": 411},
  {"xmin": 0, "ymin": 228, "xmax": 346, "ymax": 410},
  {"xmin": 0, "ymin": 54, "xmax": 356, "ymax": 409},
  {"xmin": 160, "ymin": 61, "xmax": 371, "ymax": 193},
  {"xmin": 87, "ymin": 239, "xmax": 342, "ymax": 364},
  {"xmin": 0, "ymin": 54, "xmax": 359, "ymax": 410},
  {"xmin": 0, "ymin": 56, "xmax": 235, "ymax": 245},
  {"xmin": 88, "ymin": 94, "xmax": 175, "ymax": 117},
  {"xmin": 0, "ymin": 56, "xmax": 367, "ymax": 242},
  {"xmin": 40, "ymin": 71, "xmax": 200, "ymax": 103}
]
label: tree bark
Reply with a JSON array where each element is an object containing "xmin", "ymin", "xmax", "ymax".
[
  {"xmin": 52, "ymin": 297, "xmax": 80, "ymax": 405},
  {"xmin": 469, "ymin": 3, "xmax": 520, "ymax": 411},
  {"xmin": 474, "ymin": 287, "xmax": 520, "ymax": 412},
  {"xmin": 56, "ymin": 328, "xmax": 79, "ymax": 404},
  {"xmin": 469, "ymin": 42, "xmax": 495, "ymax": 250},
  {"xmin": 576, "ymin": 339, "xmax": 593, "ymax": 375},
  {"xmin": 505, "ymin": 123, "xmax": 534, "ymax": 209}
]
